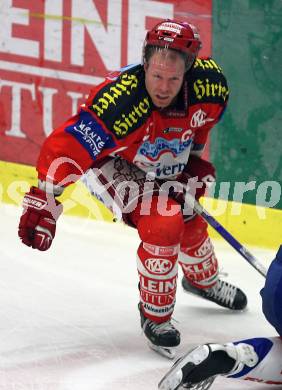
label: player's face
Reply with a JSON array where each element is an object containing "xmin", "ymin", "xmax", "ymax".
[{"xmin": 144, "ymin": 50, "xmax": 185, "ymax": 108}]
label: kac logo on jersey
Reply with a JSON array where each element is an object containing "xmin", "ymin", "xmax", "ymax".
[
  {"xmin": 145, "ymin": 258, "xmax": 174, "ymax": 275},
  {"xmin": 190, "ymin": 109, "xmax": 214, "ymax": 128}
]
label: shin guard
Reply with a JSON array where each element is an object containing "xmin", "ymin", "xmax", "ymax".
[
  {"xmin": 179, "ymin": 215, "xmax": 218, "ymax": 289},
  {"xmin": 133, "ymin": 197, "xmax": 184, "ymax": 323}
]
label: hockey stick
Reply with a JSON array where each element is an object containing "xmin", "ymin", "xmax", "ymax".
[{"xmin": 183, "ymin": 191, "xmax": 268, "ymax": 278}]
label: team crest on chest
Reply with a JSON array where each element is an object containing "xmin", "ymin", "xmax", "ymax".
[{"xmin": 190, "ymin": 109, "xmax": 214, "ymax": 128}]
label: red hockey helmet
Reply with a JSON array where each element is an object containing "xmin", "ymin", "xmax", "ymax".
[{"xmin": 143, "ymin": 19, "xmax": 202, "ymax": 70}]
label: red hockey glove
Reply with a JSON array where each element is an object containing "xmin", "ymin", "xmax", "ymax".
[
  {"xmin": 18, "ymin": 186, "xmax": 63, "ymax": 251},
  {"xmin": 180, "ymin": 155, "xmax": 216, "ymax": 200},
  {"xmin": 166, "ymin": 155, "xmax": 216, "ymax": 215}
]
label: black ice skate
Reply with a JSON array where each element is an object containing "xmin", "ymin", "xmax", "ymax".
[
  {"xmin": 182, "ymin": 276, "xmax": 247, "ymax": 310},
  {"xmin": 139, "ymin": 304, "xmax": 180, "ymax": 359},
  {"xmin": 158, "ymin": 342, "xmax": 258, "ymax": 390}
]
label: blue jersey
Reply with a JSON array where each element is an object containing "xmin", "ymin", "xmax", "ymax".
[
  {"xmin": 260, "ymin": 245, "xmax": 282, "ymax": 336},
  {"xmin": 229, "ymin": 246, "xmax": 282, "ymax": 383}
]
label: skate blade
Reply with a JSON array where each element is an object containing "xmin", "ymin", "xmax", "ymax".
[
  {"xmin": 148, "ymin": 341, "xmax": 176, "ymax": 359},
  {"xmin": 158, "ymin": 366, "xmax": 183, "ymax": 390},
  {"xmin": 158, "ymin": 345, "xmax": 210, "ymax": 390},
  {"xmin": 184, "ymin": 376, "xmax": 216, "ymax": 390}
]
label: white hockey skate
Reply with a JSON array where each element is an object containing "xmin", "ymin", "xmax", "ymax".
[{"xmin": 158, "ymin": 342, "xmax": 258, "ymax": 390}]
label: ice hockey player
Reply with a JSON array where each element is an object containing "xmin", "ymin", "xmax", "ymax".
[
  {"xmin": 159, "ymin": 245, "xmax": 282, "ymax": 388},
  {"xmin": 18, "ymin": 19, "xmax": 247, "ymax": 357}
]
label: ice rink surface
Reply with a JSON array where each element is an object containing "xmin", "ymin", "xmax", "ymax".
[{"xmin": 0, "ymin": 203, "xmax": 278, "ymax": 390}]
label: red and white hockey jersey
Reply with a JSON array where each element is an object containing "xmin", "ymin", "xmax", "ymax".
[{"xmin": 37, "ymin": 58, "xmax": 229, "ymax": 186}]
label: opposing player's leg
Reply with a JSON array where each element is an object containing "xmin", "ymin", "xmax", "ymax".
[
  {"xmin": 158, "ymin": 336, "xmax": 282, "ymax": 390},
  {"xmin": 130, "ymin": 196, "xmax": 185, "ymax": 358},
  {"xmin": 261, "ymin": 245, "xmax": 282, "ymax": 335},
  {"xmin": 179, "ymin": 215, "xmax": 247, "ymax": 310}
]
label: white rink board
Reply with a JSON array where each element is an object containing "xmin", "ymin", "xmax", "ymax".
[{"xmin": 0, "ymin": 203, "xmax": 277, "ymax": 390}]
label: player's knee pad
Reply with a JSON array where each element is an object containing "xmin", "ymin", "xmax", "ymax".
[
  {"xmin": 180, "ymin": 214, "xmax": 208, "ymax": 248},
  {"xmin": 136, "ymin": 196, "xmax": 184, "ymax": 322},
  {"xmin": 136, "ymin": 198, "xmax": 184, "ymax": 246},
  {"xmin": 179, "ymin": 215, "xmax": 218, "ymax": 288}
]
